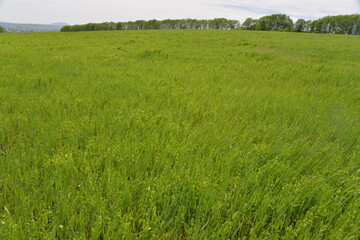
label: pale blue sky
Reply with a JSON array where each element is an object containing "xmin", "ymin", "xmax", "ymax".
[{"xmin": 0, "ymin": 0, "xmax": 359, "ymax": 24}]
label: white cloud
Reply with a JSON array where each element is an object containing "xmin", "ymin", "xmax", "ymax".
[
  {"xmin": 221, "ymin": 0, "xmax": 358, "ymax": 19},
  {"xmin": 0, "ymin": 0, "xmax": 358, "ymax": 24}
]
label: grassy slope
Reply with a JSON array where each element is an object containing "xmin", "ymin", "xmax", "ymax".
[{"xmin": 0, "ymin": 30, "xmax": 359, "ymax": 239}]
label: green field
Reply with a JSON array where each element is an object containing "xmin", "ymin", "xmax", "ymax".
[{"xmin": 0, "ymin": 30, "xmax": 359, "ymax": 239}]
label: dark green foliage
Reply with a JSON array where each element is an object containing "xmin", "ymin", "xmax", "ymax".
[
  {"xmin": 0, "ymin": 26, "xmax": 4, "ymax": 33},
  {"xmin": 294, "ymin": 19, "xmax": 312, "ymax": 32},
  {"xmin": 242, "ymin": 18, "xmax": 258, "ymax": 30},
  {"xmin": 61, "ymin": 18, "xmax": 240, "ymax": 32},
  {"xmin": 242, "ymin": 14, "xmax": 294, "ymax": 32},
  {"xmin": 255, "ymin": 14, "xmax": 294, "ymax": 31},
  {"xmin": 241, "ymin": 14, "xmax": 360, "ymax": 35},
  {"xmin": 209, "ymin": 18, "xmax": 239, "ymax": 30},
  {"xmin": 311, "ymin": 14, "xmax": 360, "ymax": 34}
]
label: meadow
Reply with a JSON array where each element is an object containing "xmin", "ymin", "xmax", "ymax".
[{"xmin": 0, "ymin": 30, "xmax": 359, "ymax": 239}]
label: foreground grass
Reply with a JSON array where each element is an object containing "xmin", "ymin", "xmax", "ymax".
[{"xmin": 0, "ymin": 30, "xmax": 359, "ymax": 239}]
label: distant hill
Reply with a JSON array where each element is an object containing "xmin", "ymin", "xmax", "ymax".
[
  {"xmin": 0, "ymin": 22, "xmax": 68, "ymax": 33},
  {"xmin": 51, "ymin": 22, "xmax": 69, "ymax": 26}
]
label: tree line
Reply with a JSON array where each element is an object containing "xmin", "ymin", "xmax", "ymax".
[
  {"xmin": 61, "ymin": 14, "xmax": 360, "ymax": 35},
  {"xmin": 243, "ymin": 14, "xmax": 360, "ymax": 34},
  {"xmin": 242, "ymin": 14, "xmax": 294, "ymax": 31},
  {"xmin": 61, "ymin": 18, "xmax": 240, "ymax": 32},
  {"xmin": 310, "ymin": 14, "xmax": 360, "ymax": 34}
]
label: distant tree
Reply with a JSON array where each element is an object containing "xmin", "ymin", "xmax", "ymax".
[
  {"xmin": 257, "ymin": 14, "xmax": 293, "ymax": 31},
  {"xmin": 311, "ymin": 14, "xmax": 360, "ymax": 34},
  {"xmin": 229, "ymin": 20, "xmax": 241, "ymax": 30},
  {"xmin": 294, "ymin": 19, "xmax": 306, "ymax": 32},
  {"xmin": 0, "ymin": 26, "xmax": 5, "ymax": 33},
  {"xmin": 304, "ymin": 20, "xmax": 312, "ymax": 32},
  {"xmin": 116, "ymin": 22, "xmax": 123, "ymax": 30},
  {"xmin": 210, "ymin": 18, "xmax": 226, "ymax": 29},
  {"xmin": 83, "ymin": 23, "xmax": 96, "ymax": 31},
  {"xmin": 148, "ymin": 19, "xmax": 160, "ymax": 29},
  {"xmin": 242, "ymin": 18, "xmax": 258, "ymax": 30},
  {"xmin": 58, "ymin": 18, "xmax": 236, "ymax": 32},
  {"xmin": 59, "ymin": 15, "xmax": 359, "ymax": 34},
  {"xmin": 209, "ymin": 18, "xmax": 240, "ymax": 30},
  {"xmin": 294, "ymin": 19, "xmax": 312, "ymax": 32}
]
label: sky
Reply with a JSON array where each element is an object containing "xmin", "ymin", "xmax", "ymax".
[{"xmin": 0, "ymin": 0, "xmax": 359, "ymax": 25}]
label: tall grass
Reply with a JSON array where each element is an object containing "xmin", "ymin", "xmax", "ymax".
[{"xmin": 0, "ymin": 30, "xmax": 359, "ymax": 239}]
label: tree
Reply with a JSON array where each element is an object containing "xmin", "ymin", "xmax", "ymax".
[
  {"xmin": 242, "ymin": 18, "xmax": 258, "ymax": 30},
  {"xmin": 0, "ymin": 26, "xmax": 5, "ymax": 33},
  {"xmin": 135, "ymin": 20, "xmax": 146, "ymax": 30},
  {"xmin": 304, "ymin": 20, "xmax": 312, "ymax": 32},
  {"xmin": 58, "ymin": 18, "xmax": 237, "ymax": 32},
  {"xmin": 148, "ymin": 19, "xmax": 160, "ymax": 29},
  {"xmin": 294, "ymin": 19, "xmax": 306, "ymax": 32},
  {"xmin": 311, "ymin": 14, "xmax": 360, "ymax": 34},
  {"xmin": 257, "ymin": 14, "xmax": 293, "ymax": 31},
  {"xmin": 116, "ymin": 22, "xmax": 123, "ymax": 30},
  {"xmin": 294, "ymin": 19, "xmax": 312, "ymax": 32}
]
